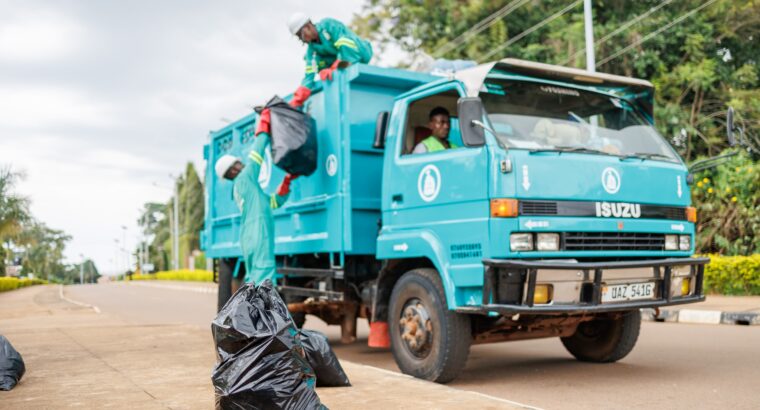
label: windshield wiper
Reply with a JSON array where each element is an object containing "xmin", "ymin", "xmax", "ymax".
[
  {"xmin": 530, "ymin": 145, "xmax": 617, "ymax": 157},
  {"xmin": 620, "ymin": 152, "xmax": 672, "ymax": 161}
]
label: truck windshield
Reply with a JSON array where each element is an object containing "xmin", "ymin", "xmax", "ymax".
[{"xmin": 480, "ymin": 80, "xmax": 679, "ymax": 162}]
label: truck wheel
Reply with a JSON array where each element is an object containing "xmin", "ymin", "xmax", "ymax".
[
  {"xmin": 561, "ymin": 310, "xmax": 641, "ymax": 363},
  {"xmin": 389, "ymin": 268, "xmax": 471, "ymax": 383},
  {"xmin": 217, "ymin": 259, "xmax": 233, "ymax": 312}
]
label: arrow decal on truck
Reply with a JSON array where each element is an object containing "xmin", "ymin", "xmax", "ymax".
[
  {"xmin": 522, "ymin": 165, "xmax": 531, "ymax": 190},
  {"xmin": 393, "ymin": 243, "xmax": 409, "ymax": 252}
]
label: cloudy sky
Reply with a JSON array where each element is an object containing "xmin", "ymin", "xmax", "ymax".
[{"xmin": 0, "ymin": 0, "xmax": 397, "ymax": 274}]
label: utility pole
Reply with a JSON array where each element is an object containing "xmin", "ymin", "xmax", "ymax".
[
  {"xmin": 121, "ymin": 225, "xmax": 128, "ymax": 272},
  {"xmin": 583, "ymin": 0, "xmax": 596, "ymax": 73},
  {"xmin": 172, "ymin": 175, "xmax": 180, "ymax": 271}
]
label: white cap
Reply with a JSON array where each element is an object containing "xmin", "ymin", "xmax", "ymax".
[
  {"xmin": 287, "ymin": 13, "xmax": 310, "ymax": 36},
  {"xmin": 215, "ymin": 154, "xmax": 240, "ymax": 179}
]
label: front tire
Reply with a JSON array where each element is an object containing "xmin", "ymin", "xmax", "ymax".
[
  {"xmin": 561, "ymin": 310, "xmax": 641, "ymax": 363},
  {"xmin": 389, "ymin": 268, "xmax": 471, "ymax": 383}
]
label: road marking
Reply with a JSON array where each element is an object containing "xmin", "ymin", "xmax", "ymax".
[
  {"xmin": 125, "ymin": 281, "xmax": 218, "ymax": 294},
  {"xmin": 522, "ymin": 165, "xmax": 531, "ymax": 190},
  {"xmin": 349, "ymin": 361, "xmax": 544, "ymax": 410},
  {"xmin": 58, "ymin": 285, "xmax": 100, "ymax": 313}
]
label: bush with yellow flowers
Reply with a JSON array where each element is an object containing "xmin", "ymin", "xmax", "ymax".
[
  {"xmin": 702, "ymin": 254, "xmax": 760, "ymax": 295},
  {"xmin": 691, "ymin": 150, "xmax": 759, "ymax": 255},
  {"xmin": 129, "ymin": 269, "xmax": 213, "ymax": 282},
  {"xmin": 0, "ymin": 277, "xmax": 48, "ymax": 292}
]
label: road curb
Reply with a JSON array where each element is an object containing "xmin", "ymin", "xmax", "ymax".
[{"xmin": 641, "ymin": 308, "xmax": 760, "ymax": 326}]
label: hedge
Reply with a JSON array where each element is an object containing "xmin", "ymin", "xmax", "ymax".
[
  {"xmin": 703, "ymin": 254, "xmax": 760, "ymax": 295},
  {"xmin": 0, "ymin": 277, "xmax": 48, "ymax": 292},
  {"xmin": 130, "ymin": 269, "xmax": 213, "ymax": 282}
]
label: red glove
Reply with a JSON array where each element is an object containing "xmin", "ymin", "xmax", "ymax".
[
  {"xmin": 318, "ymin": 60, "xmax": 342, "ymax": 82},
  {"xmin": 255, "ymin": 108, "xmax": 271, "ymax": 136},
  {"xmin": 276, "ymin": 174, "xmax": 299, "ymax": 196},
  {"xmin": 289, "ymin": 86, "xmax": 312, "ymax": 108}
]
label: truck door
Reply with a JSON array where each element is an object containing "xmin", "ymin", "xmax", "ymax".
[{"xmin": 384, "ymin": 83, "xmax": 491, "ymax": 294}]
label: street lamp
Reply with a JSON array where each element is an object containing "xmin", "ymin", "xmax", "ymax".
[{"xmin": 79, "ymin": 253, "xmax": 85, "ymax": 285}]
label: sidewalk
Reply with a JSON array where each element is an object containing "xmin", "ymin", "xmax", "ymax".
[
  {"xmin": 643, "ymin": 295, "xmax": 760, "ymax": 326},
  {"xmin": 0, "ymin": 285, "xmax": 527, "ymax": 409}
]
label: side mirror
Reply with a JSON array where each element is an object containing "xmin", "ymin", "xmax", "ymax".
[
  {"xmin": 373, "ymin": 111, "xmax": 390, "ymax": 149},
  {"xmin": 726, "ymin": 107, "xmax": 736, "ymax": 147},
  {"xmin": 457, "ymin": 97, "xmax": 486, "ymax": 147}
]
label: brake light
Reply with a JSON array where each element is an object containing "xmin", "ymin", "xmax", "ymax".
[
  {"xmin": 491, "ymin": 199, "xmax": 519, "ymax": 218},
  {"xmin": 686, "ymin": 207, "xmax": 697, "ymax": 223}
]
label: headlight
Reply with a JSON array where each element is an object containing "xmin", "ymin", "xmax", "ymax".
[
  {"xmin": 510, "ymin": 233, "xmax": 533, "ymax": 251},
  {"xmin": 536, "ymin": 233, "xmax": 560, "ymax": 251},
  {"xmin": 679, "ymin": 235, "xmax": 691, "ymax": 251},
  {"xmin": 665, "ymin": 235, "xmax": 679, "ymax": 250}
]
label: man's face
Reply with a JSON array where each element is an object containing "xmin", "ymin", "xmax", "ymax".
[
  {"xmin": 224, "ymin": 161, "xmax": 244, "ymax": 180},
  {"xmin": 429, "ymin": 114, "xmax": 451, "ymax": 140},
  {"xmin": 297, "ymin": 22, "xmax": 319, "ymax": 43}
]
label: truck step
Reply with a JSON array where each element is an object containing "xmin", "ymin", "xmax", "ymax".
[
  {"xmin": 277, "ymin": 267, "xmax": 344, "ymax": 279},
  {"xmin": 276, "ymin": 285, "xmax": 344, "ymax": 302}
]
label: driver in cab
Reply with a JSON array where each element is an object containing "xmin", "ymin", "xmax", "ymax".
[{"xmin": 413, "ymin": 107, "xmax": 458, "ymax": 154}]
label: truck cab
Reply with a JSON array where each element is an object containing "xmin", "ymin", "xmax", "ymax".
[{"xmin": 202, "ymin": 59, "xmax": 708, "ymax": 383}]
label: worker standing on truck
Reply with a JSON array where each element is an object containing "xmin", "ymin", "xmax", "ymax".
[
  {"xmin": 286, "ymin": 13, "xmax": 373, "ymax": 108},
  {"xmin": 413, "ymin": 107, "xmax": 459, "ymax": 154},
  {"xmin": 214, "ymin": 109, "xmax": 297, "ymax": 284}
]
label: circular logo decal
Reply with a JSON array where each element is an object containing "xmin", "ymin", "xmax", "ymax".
[
  {"xmin": 601, "ymin": 167, "xmax": 621, "ymax": 194},
  {"xmin": 417, "ymin": 165, "xmax": 441, "ymax": 202},
  {"xmin": 258, "ymin": 147, "xmax": 272, "ymax": 189},
  {"xmin": 326, "ymin": 154, "xmax": 338, "ymax": 177}
]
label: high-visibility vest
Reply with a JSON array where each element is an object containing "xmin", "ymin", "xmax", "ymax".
[{"xmin": 421, "ymin": 136, "xmax": 458, "ymax": 153}]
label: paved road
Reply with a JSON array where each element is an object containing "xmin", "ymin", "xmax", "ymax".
[{"xmin": 68, "ymin": 283, "xmax": 760, "ymax": 409}]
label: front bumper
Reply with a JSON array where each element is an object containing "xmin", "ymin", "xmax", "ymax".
[{"xmin": 461, "ymin": 257, "xmax": 709, "ymax": 315}]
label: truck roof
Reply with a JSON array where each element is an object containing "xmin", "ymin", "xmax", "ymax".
[{"xmin": 455, "ymin": 58, "xmax": 653, "ymax": 96}]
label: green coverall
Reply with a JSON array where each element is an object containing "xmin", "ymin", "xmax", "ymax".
[
  {"xmin": 233, "ymin": 133, "xmax": 289, "ymax": 284},
  {"xmin": 301, "ymin": 18, "xmax": 373, "ymax": 91}
]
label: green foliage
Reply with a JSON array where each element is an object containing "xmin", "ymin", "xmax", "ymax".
[
  {"xmin": 354, "ymin": 0, "xmax": 760, "ymax": 160},
  {"xmin": 130, "ymin": 269, "xmax": 213, "ymax": 282},
  {"xmin": 692, "ymin": 151, "xmax": 760, "ymax": 255},
  {"xmin": 703, "ymin": 254, "xmax": 760, "ymax": 295},
  {"xmin": 0, "ymin": 277, "xmax": 48, "ymax": 292}
]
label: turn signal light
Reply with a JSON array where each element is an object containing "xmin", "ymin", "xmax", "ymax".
[
  {"xmin": 534, "ymin": 284, "xmax": 553, "ymax": 304},
  {"xmin": 686, "ymin": 207, "xmax": 697, "ymax": 223},
  {"xmin": 681, "ymin": 278, "xmax": 691, "ymax": 296},
  {"xmin": 491, "ymin": 199, "xmax": 519, "ymax": 217}
]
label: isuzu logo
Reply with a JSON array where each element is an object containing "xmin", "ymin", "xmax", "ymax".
[
  {"xmin": 601, "ymin": 167, "xmax": 621, "ymax": 194},
  {"xmin": 595, "ymin": 202, "xmax": 641, "ymax": 218}
]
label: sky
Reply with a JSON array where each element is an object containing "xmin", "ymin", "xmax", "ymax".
[{"xmin": 0, "ymin": 0, "xmax": 399, "ymax": 275}]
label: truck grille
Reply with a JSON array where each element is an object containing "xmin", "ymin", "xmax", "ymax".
[
  {"xmin": 520, "ymin": 201, "xmax": 558, "ymax": 215},
  {"xmin": 563, "ymin": 232, "xmax": 665, "ymax": 251}
]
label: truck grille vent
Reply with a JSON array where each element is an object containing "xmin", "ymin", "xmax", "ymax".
[
  {"xmin": 662, "ymin": 207, "xmax": 685, "ymax": 220},
  {"xmin": 520, "ymin": 201, "xmax": 558, "ymax": 215},
  {"xmin": 563, "ymin": 232, "xmax": 665, "ymax": 251}
]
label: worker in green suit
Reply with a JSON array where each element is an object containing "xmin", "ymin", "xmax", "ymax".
[
  {"xmin": 286, "ymin": 13, "xmax": 373, "ymax": 108},
  {"xmin": 214, "ymin": 109, "xmax": 297, "ymax": 284}
]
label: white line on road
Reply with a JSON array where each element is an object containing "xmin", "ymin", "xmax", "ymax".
[
  {"xmin": 58, "ymin": 285, "xmax": 101, "ymax": 313},
  {"xmin": 125, "ymin": 281, "xmax": 218, "ymax": 294}
]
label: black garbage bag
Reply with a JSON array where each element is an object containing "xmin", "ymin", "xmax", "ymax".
[
  {"xmin": 211, "ymin": 281, "xmax": 323, "ymax": 410},
  {"xmin": 261, "ymin": 96, "xmax": 318, "ymax": 177},
  {"xmin": 300, "ymin": 330, "xmax": 351, "ymax": 387},
  {"xmin": 0, "ymin": 335, "xmax": 25, "ymax": 391}
]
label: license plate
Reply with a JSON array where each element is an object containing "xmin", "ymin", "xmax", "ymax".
[{"xmin": 602, "ymin": 282, "xmax": 655, "ymax": 303}]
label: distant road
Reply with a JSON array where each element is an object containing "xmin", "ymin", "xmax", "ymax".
[{"xmin": 68, "ymin": 283, "xmax": 760, "ymax": 410}]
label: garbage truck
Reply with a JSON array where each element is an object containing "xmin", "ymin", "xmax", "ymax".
[{"xmin": 202, "ymin": 59, "xmax": 723, "ymax": 383}]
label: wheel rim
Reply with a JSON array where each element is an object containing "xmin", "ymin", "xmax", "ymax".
[{"xmin": 398, "ymin": 298, "xmax": 433, "ymax": 358}]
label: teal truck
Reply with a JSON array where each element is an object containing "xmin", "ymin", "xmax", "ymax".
[{"xmin": 203, "ymin": 59, "xmax": 727, "ymax": 383}]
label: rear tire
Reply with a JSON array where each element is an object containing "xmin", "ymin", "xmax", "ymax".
[
  {"xmin": 389, "ymin": 268, "xmax": 471, "ymax": 383},
  {"xmin": 561, "ymin": 310, "xmax": 641, "ymax": 363},
  {"xmin": 217, "ymin": 259, "xmax": 233, "ymax": 312}
]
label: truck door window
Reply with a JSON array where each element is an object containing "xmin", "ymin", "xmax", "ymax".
[{"xmin": 402, "ymin": 90, "xmax": 464, "ymax": 156}]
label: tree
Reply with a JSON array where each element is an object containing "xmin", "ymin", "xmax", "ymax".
[
  {"xmin": 0, "ymin": 166, "xmax": 30, "ymax": 276},
  {"xmin": 18, "ymin": 221, "xmax": 71, "ymax": 281}
]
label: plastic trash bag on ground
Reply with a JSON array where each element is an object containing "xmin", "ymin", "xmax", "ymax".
[
  {"xmin": 211, "ymin": 281, "xmax": 323, "ymax": 410},
  {"xmin": 262, "ymin": 96, "xmax": 318, "ymax": 177},
  {"xmin": 300, "ymin": 330, "xmax": 351, "ymax": 387},
  {"xmin": 0, "ymin": 335, "xmax": 25, "ymax": 391}
]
